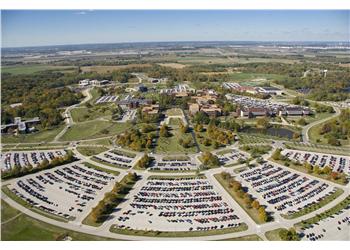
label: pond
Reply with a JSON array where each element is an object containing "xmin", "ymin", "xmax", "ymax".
[{"xmin": 243, "ymin": 127, "xmax": 296, "ymax": 139}]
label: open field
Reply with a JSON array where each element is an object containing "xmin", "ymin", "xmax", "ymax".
[
  {"xmin": 1, "ymin": 65, "xmax": 76, "ymax": 75},
  {"xmin": 1, "ymin": 126, "xmax": 66, "ymax": 144},
  {"xmin": 219, "ymin": 234, "xmax": 262, "ymax": 241},
  {"xmin": 76, "ymin": 146, "xmax": 109, "ymax": 156},
  {"xmin": 157, "ymin": 63, "xmax": 186, "ymax": 69},
  {"xmin": 60, "ymin": 121, "xmax": 130, "ymax": 141},
  {"xmin": 70, "ymin": 106, "xmax": 113, "ymax": 123},
  {"xmin": 265, "ymin": 228, "xmax": 287, "ymax": 241},
  {"xmin": 81, "ymin": 64, "xmax": 151, "ymax": 73},
  {"xmin": 79, "ymin": 138, "xmax": 113, "ymax": 146},
  {"xmin": 227, "ymin": 73, "xmax": 285, "ymax": 82},
  {"xmin": 1, "ymin": 200, "xmax": 116, "ymax": 241},
  {"xmin": 156, "ymin": 127, "xmax": 197, "ymax": 154},
  {"xmin": 308, "ymin": 117, "xmax": 350, "ymax": 146},
  {"xmin": 110, "ymin": 223, "xmax": 248, "ymax": 238}
]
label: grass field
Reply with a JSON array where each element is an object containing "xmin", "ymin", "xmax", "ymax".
[
  {"xmin": 157, "ymin": 63, "xmax": 186, "ymax": 69},
  {"xmin": 220, "ymin": 234, "xmax": 262, "ymax": 241},
  {"xmin": 195, "ymin": 131, "xmax": 220, "ymax": 152},
  {"xmin": 265, "ymin": 228, "xmax": 286, "ymax": 241},
  {"xmin": 110, "ymin": 223, "xmax": 248, "ymax": 238},
  {"xmin": 70, "ymin": 106, "xmax": 113, "ymax": 123},
  {"xmin": 76, "ymin": 146, "xmax": 109, "ymax": 156},
  {"xmin": 2, "ymin": 65, "xmax": 76, "ymax": 75},
  {"xmin": 1, "ymin": 200, "xmax": 117, "ymax": 241},
  {"xmin": 227, "ymin": 73, "xmax": 285, "ymax": 82},
  {"xmin": 81, "ymin": 64, "xmax": 150, "ymax": 74},
  {"xmin": 79, "ymin": 138, "xmax": 113, "ymax": 146},
  {"xmin": 1, "ymin": 126, "xmax": 66, "ymax": 144},
  {"xmin": 156, "ymin": 127, "xmax": 197, "ymax": 154},
  {"xmin": 308, "ymin": 117, "xmax": 350, "ymax": 146},
  {"xmin": 60, "ymin": 121, "xmax": 130, "ymax": 141}
]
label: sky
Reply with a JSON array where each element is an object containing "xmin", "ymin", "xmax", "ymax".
[{"xmin": 1, "ymin": 10, "xmax": 349, "ymax": 47}]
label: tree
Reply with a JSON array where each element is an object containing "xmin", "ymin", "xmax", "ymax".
[
  {"xmin": 258, "ymin": 206, "xmax": 268, "ymax": 222},
  {"xmin": 278, "ymin": 228, "xmax": 300, "ymax": 241},
  {"xmin": 297, "ymin": 118, "xmax": 307, "ymax": 126},
  {"xmin": 136, "ymin": 154, "xmax": 152, "ymax": 169},
  {"xmin": 200, "ymin": 151, "xmax": 221, "ymax": 167},
  {"xmin": 160, "ymin": 124, "xmax": 171, "ymax": 137},
  {"xmin": 179, "ymin": 122, "xmax": 189, "ymax": 134},
  {"xmin": 256, "ymin": 117, "xmax": 270, "ymax": 130},
  {"xmin": 251, "ymin": 200, "xmax": 260, "ymax": 210},
  {"xmin": 271, "ymin": 148, "xmax": 283, "ymax": 161}
]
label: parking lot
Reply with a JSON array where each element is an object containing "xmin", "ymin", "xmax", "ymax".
[
  {"xmin": 149, "ymin": 156, "xmax": 198, "ymax": 171},
  {"xmin": 281, "ymin": 149, "xmax": 350, "ymax": 174},
  {"xmin": 110, "ymin": 175, "xmax": 247, "ymax": 232},
  {"xmin": 300, "ymin": 207, "xmax": 350, "ymax": 241},
  {"xmin": 1, "ymin": 150, "xmax": 67, "ymax": 171},
  {"xmin": 93, "ymin": 149, "xmax": 140, "ymax": 169},
  {"xmin": 235, "ymin": 162, "xmax": 339, "ymax": 216},
  {"xmin": 215, "ymin": 149, "xmax": 248, "ymax": 166},
  {"xmin": 95, "ymin": 95, "xmax": 119, "ymax": 104},
  {"xmin": 7, "ymin": 162, "xmax": 116, "ymax": 221},
  {"xmin": 118, "ymin": 110, "xmax": 137, "ymax": 123}
]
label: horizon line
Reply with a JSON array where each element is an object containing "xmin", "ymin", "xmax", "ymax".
[{"xmin": 3, "ymin": 40, "xmax": 350, "ymax": 50}]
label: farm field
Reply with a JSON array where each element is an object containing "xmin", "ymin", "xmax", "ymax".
[
  {"xmin": 80, "ymin": 64, "xmax": 151, "ymax": 73},
  {"xmin": 1, "ymin": 65, "xmax": 77, "ymax": 75}
]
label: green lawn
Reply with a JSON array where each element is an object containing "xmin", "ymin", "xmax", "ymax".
[
  {"xmin": 220, "ymin": 234, "xmax": 263, "ymax": 241},
  {"xmin": 1, "ymin": 200, "xmax": 117, "ymax": 241},
  {"xmin": 227, "ymin": 73, "xmax": 285, "ymax": 82},
  {"xmin": 79, "ymin": 138, "xmax": 113, "ymax": 146},
  {"xmin": 308, "ymin": 116, "xmax": 349, "ymax": 146},
  {"xmin": 110, "ymin": 223, "xmax": 248, "ymax": 238},
  {"xmin": 1, "ymin": 65, "xmax": 76, "ymax": 75},
  {"xmin": 76, "ymin": 146, "xmax": 109, "ymax": 156},
  {"xmin": 156, "ymin": 126, "xmax": 197, "ymax": 154},
  {"xmin": 1, "ymin": 126, "xmax": 66, "ymax": 144},
  {"xmin": 60, "ymin": 121, "xmax": 130, "ymax": 141},
  {"xmin": 70, "ymin": 106, "xmax": 113, "ymax": 123},
  {"xmin": 265, "ymin": 228, "xmax": 286, "ymax": 241},
  {"xmin": 195, "ymin": 131, "xmax": 221, "ymax": 152}
]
